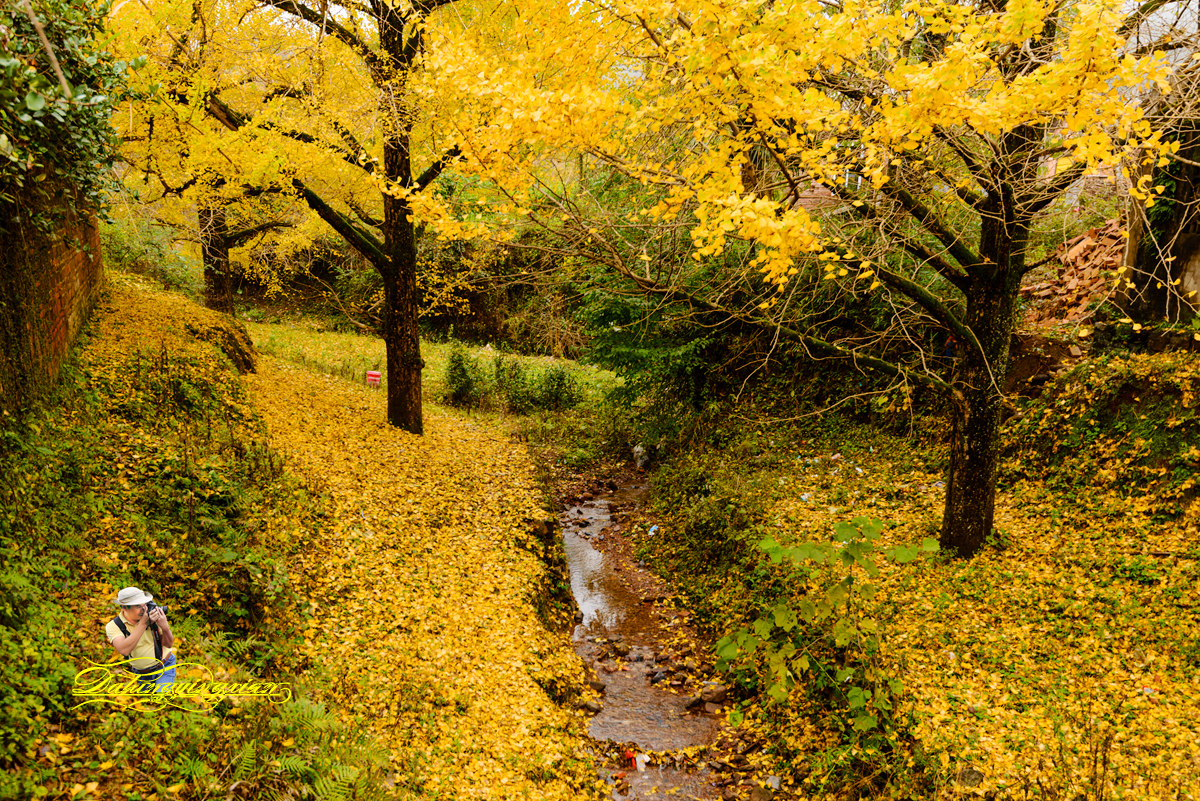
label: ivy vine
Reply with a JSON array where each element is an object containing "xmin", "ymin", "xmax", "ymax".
[{"xmin": 0, "ymin": 0, "xmax": 137, "ymax": 219}]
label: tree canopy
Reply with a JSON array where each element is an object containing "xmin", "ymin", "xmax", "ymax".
[
  {"xmin": 440, "ymin": 0, "xmax": 1187, "ymax": 554},
  {"xmin": 106, "ymin": 0, "xmax": 1197, "ymax": 553}
]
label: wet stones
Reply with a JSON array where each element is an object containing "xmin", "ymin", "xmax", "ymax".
[
  {"xmin": 684, "ymin": 683, "xmax": 728, "ymax": 714},
  {"xmin": 749, "ymin": 786, "xmax": 776, "ymax": 801}
]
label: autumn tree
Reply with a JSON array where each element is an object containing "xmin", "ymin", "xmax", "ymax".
[
  {"xmin": 112, "ymin": 0, "xmax": 495, "ymax": 432},
  {"xmin": 109, "ymin": 0, "xmax": 304, "ymax": 313},
  {"xmin": 448, "ymin": 0, "xmax": 1184, "ymax": 555},
  {"xmin": 203, "ymin": 0, "xmax": 477, "ymax": 434}
]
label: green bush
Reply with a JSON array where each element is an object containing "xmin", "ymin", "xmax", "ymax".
[
  {"xmin": 101, "ymin": 219, "xmax": 203, "ymax": 297},
  {"xmin": 0, "ymin": 0, "xmax": 129, "ymax": 212},
  {"xmin": 444, "ymin": 347, "xmax": 584, "ymax": 414},
  {"xmin": 532, "ymin": 365, "xmax": 582, "ymax": 411},
  {"xmin": 444, "ymin": 345, "xmax": 486, "ymax": 408},
  {"xmin": 0, "ymin": 562, "xmax": 75, "ymax": 772},
  {"xmin": 493, "ymin": 356, "xmax": 531, "ymax": 413}
]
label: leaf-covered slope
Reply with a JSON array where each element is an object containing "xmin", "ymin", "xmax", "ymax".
[
  {"xmin": 639, "ymin": 396, "xmax": 1200, "ymax": 797},
  {"xmin": 1005, "ymin": 351, "xmax": 1200, "ymax": 520},
  {"xmin": 246, "ymin": 358, "xmax": 600, "ymax": 798}
]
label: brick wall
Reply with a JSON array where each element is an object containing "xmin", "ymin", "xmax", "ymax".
[{"xmin": 0, "ymin": 204, "xmax": 103, "ymax": 412}]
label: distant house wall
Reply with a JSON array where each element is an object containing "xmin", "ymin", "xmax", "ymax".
[{"xmin": 0, "ymin": 204, "xmax": 103, "ymax": 412}]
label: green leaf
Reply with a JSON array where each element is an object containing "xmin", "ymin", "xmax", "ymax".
[
  {"xmin": 856, "ymin": 517, "xmax": 885, "ymax": 538},
  {"xmin": 847, "ymin": 686, "xmax": 870, "ymax": 708},
  {"xmin": 852, "ymin": 714, "xmax": 877, "ymax": 731},
  {"xmin": 921, "ymin": 537, "xmax": 940, "ymax": 552},
  {"xmin": 833, "ymin": 521, "xmax": 858, "ymax": 541},
  {"xmin": 826, "ymin": 579, "xmax": 849, "ymax": 605},
  {"xmin": 772, "ymin": 603, "xmax": 796, "ymax": 631},
  {"xmin": 716, "ymin": 636, "xmax": 738, "ymax": 661},
  {"xmin": 24, "ymin": 92, "xmax": 45, "ymax": 111},
  {"xmin": 835, "ymin": 667, "xmax": 855, "ymax": 683},
  {"xmin": 797, "ymin": 599, "xmax": 817, "ymax": 622},
  {"xmin": 758, "ymin": 536, "xmax": 784, "ymax": 563},
  {"xmin": 886, "ymin": 544, "xmax": 919, "ymax": 563},
  {"xmin": 794, "ymin": 543, "xmax": 826, "ymax": 563},
  {"xmin": 832, "ymin": 616, "xmax": 855, "ymax": 646}
]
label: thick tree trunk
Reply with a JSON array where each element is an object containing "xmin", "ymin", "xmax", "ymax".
[
  {"xmin": 199, "ymin": 205, "xmax": 234, "ymax": 314},
  {"xmin": 374, "ymin": 9, "xmax": 424, "ymax": 434},
  {"xmin": 381, "ymin": 131, "xmax": 423, "ymax": 433},
  {"xmin": 379, "ymin": 255, "xmax": 423, "ymax": 434},
  {"xmin": 940, "ymin": 221, "xmax": 1024, "ymax": 556}
]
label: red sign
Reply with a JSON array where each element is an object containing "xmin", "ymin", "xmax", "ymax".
[{"xmin": 365, "ymin": 370, "xmax": 382, "ymax": 388}]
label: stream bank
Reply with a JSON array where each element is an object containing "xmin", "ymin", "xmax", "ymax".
[{"xmin": 556, "ymin": 477, "xmax": 778, "ymax": 801}]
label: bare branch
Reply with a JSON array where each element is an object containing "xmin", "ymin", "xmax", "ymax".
[
  {"xmin": 881, "ymin": 183, "xmax": 983, "ymax": 271},
  {"xmin": 261, "ymin": 0, "xmax": 385, "ymax": 80},
  {"xmin": 290, "ymin": 177, "xmax": 387, "ymax": 267},
  {"xmin": 414, "ymin": 146, "xmax": 462, "ymax": 192},
  {"xmin": 226, "ymin": 220, "xmax": 291, "ymax": 248}
]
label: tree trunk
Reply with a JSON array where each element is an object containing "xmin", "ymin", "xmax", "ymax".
[
  {"xmin": 1125, "ymin": 127, "xmax": 1200, "ymax": 322},
  {"xmin": 940, "ymin": 222, "xmax": 1024, "ymax": 556},
  {"xmin": 373, "ymin": 9, "xmax": 424, "ymax": 435},
  {"xmin": 379, "ymin": 250, "xmax": 423, "ymax": 434},
  {"xmin": 379, "ymin": 167, "xmax": 424, "ymax": 433},
  {"xmin": 199, "ymin": 204, "xmax": 234, "ymax": 314}
]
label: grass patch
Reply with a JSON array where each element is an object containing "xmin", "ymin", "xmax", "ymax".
[{"xmin": 246, "ymin": 319, "xmax": 618, "ymax": 407}]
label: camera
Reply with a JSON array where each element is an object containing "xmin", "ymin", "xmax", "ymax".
[{"xmin": 145, "ymin": 601, "xmax": 169, "ymax": 628}]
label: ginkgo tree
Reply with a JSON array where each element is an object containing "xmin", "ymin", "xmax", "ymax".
[
  {"xmin": 111, "ymin": 0, "xmax": 490, "ymax": 434},
  {"xmin": 109, "ymin": 0, "xmax": 312, "ymax": 313},
  {"xmin": 448, "ymin": 0, "xmax": 1187, "ymax": 555}
]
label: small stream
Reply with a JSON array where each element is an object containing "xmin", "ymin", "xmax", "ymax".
[{"xmin": 561, "ymin": 484, "xmax": 722, "ymax": 800}]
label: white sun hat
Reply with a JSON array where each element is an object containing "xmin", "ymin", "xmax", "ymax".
[{"xmin": 115, "ymin": 587, "xmax": 154, "ymax": 606}]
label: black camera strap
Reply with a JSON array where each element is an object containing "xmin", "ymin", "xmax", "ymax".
[{"xmin": 111, "ymin": 615, "xmax": 163, "ymax": 667}]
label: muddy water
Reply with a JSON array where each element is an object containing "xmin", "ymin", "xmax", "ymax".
[{"xmin": 561, "ymin": 485, "xmax": 721, "ymax": 800}]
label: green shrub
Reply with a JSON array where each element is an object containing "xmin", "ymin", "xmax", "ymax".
[
  {"xmin": 492, "ymin": 356, "xmax": 531, "ymax": 413},
  {"xmin": 444, "ymin": 345, "xmax": 486, "ymax": 408},
  {"xmin": 0, "ymin": 562, "xmax": 75, "ymax": 770},
  {"xmin": 101, "ymin": 219, "xmax": 203, "ymax": 298},
  {"xmin": 444, "ymin": 348, "xmax": 585, "ymax": 414},
  {"xmin": 0, "ymin": 0, "xmax": 128, "ymax": 211},
  {"xmin": 532, "ymin": 365, "xmax": 582, "ymax": 411}
]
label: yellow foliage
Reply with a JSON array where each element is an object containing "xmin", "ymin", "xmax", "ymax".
[
  {"xmin": 246, "ymin": 358, "xmax": 601, "ymax": 798},
  {"xmin": 729, "ymin": 428, "xmax": 1200, "ymax": 798}
]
